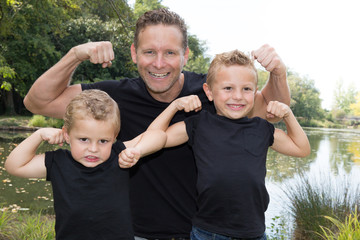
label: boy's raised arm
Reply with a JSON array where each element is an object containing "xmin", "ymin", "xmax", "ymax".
[
  {"xmin": 5, "ymin": 128, "xmax": 64, "ymax": 178},
  {"xmin": 119, "ymin": 95, "xmax": 201, "ymax": 168},
  {"xmin": 269, "ymin": 101, "xmax": 311, "ymax": 157}
]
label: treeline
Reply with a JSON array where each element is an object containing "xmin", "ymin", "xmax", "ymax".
[{"xmin": 1, "ymin": 0, "xmax": 359, "ymax": 126}]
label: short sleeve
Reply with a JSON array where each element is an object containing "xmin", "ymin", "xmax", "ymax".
[
  {"xmin": 184, "ymin": 114, "xmax": 200, "ymax": 147},
  {"xmin": 266, "ymin": 121, "xmax": 275, "ymax": 146},
  {"xmin": 112, "ymin": 141, "xmax": 126, "ymax": 155},
  {"xmin": 44, "ymin": 151, "xmax": 55, "ymax": 181}
]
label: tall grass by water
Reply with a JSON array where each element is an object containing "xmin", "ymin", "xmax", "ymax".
[{"xmin": 284, "ymin": 173, "xmax": 360, "ymax": 239}]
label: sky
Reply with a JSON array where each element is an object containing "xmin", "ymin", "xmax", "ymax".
[{"xmin": 130, "ymin": 0, "xmax": 360, "ymax": 109}]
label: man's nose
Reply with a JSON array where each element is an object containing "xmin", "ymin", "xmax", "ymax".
[{"xmin": 153, "ymin": 54, "xmax": 166, "ymax": 69}]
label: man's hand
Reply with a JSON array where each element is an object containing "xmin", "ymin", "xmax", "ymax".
[
  {"xmin": 73, "ymin": 41, "xmax": 115, "ymax": 68},
  {"xmin": 252, "ymin": 44, "xmax": 286, "ymax": 78}
]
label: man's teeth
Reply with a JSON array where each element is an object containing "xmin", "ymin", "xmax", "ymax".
[{"xmin": 151, "ymin": 72, "xmax": 168, "ymax": 77}]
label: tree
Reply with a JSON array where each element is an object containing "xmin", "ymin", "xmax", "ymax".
[
  {"xmin": 133, "ymin": 0, "xmax": 165, "ymax": 19},
  {"xmin": 333, "ymin": 80, "xmax": 357, "ymax": 115},
  {"xmin": 184, "ymin": 35, "xmax": 211, "ymax": 74},
  {"xmin": 288, "ymin": 72, "xmax": 324, "ymax": 120},
  {"xmin": 350, "ymin": 92, "xmax": 360, "ymax": 116}
]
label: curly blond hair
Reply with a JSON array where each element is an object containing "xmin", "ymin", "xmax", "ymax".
[{"xmin": 63, "ymin": 89, "xmax": 120, "ymax": 135}]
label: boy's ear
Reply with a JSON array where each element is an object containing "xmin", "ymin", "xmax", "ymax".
[
  {"xmin": 203, "ymin": 83, "xmax": 213, "ymax": 101},
  {"xmin": 62, "ymin": 127, "xmax": 70, "ymax": 144}
]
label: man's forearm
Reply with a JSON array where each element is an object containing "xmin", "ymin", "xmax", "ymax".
[{"xmin": 261, "ymin": 71, "xmax": 290, "ymax": 106}]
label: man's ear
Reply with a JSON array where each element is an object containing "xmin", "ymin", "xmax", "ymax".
[
  {"xmin": 130, "ymin": 43, "xmax": 137, "ymax": 64},
  {"xmin": 62, "ymin": 127, "xmax": 70, "ymax": 144},
  {"xmin": 203, "ymin": 83, "xmax": 213, "ymax": 101},
  {"xmin": 183, "ymin": 47, "xmax": 190, "ymax": 66}
]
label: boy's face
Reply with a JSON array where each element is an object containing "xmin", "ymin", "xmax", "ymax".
[
  {"xmin": 63, "ymin": 118, "xmax": 117, "ymax": 168},
  {"xmin": 203, "ymin": 65, "xmax": 257, "ymax": 120}
]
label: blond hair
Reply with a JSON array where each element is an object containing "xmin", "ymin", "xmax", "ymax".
[
  {"xmin": 64, "ymin": 90, "xmax": 120, "ymax": 135},
  {"xmin": 207, "ymin": 49, "xmax": 258, "ymax": 86}
]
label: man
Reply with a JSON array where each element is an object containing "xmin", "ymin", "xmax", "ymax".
[{"xmin": 24, "ymin": 8, "xmax": 290, "ymax": 239}]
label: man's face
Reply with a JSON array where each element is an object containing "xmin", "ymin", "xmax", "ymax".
[{"xmin": 131, "ymin": 24, "xmax": 189, "ymax": 101}]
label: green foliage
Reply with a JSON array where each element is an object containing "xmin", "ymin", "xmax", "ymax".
[
  {"xmin": 349, "ymin": 92, "xmax": 360, "ymax": 116},
  {"xmin": 267, "ymin": 215, "xmax": 291, "ymax": 240},
  {"xmin": 0, "ymin": 209, "xmax": 15, "ymax": 239},
  {"xmin": 134, "ymin": 0, "xmax": 165, "ymax": 19},
  {"xmin": 333, "ymin": 80, "xmax": 357, "ymax": 114},
  {"xmin": 183, "ymin": 50, "xmax": 210, "ymax": 74},
  {"xmin": 257, "ymin": 69, "xmax": 269, "ymax": 90},
  {"xmin": 28, "ymin": 115, "xmax": 64, "ymax": 128},
  {"xmin": 288, "ymin": 72, "xmax": 324, "ymax": 120},
  {"xmin": 56, "ymin": 15, "xmax": 137, "ymax": 81},
  {"xmin": 184, "ymin": 35, "xmax": 211, "ymax": 74},
  {"xmin": 318, "ymin": 207, "xmax": 360, "ymax": 240},
  {"xmin": 284, "ymin": 173, "xmax": 360, "ymax": 239},
  {"xmin": 12, "ymin": 212, "xmax": 55, "ymax": 240}
]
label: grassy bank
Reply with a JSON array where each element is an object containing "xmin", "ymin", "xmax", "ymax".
[{"xmin": 0, "ymin": 210, "xmax": 55, "ymax": 240}]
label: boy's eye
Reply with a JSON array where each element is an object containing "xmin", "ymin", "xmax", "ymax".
[
  {"xmin": 99, "ymin": 139, "xmax": 109, "ymax": 144},
  {"xmin": 244, "ymin": 87, "xmax": 253, "ymax": 91},
  {"xmin": 79, "ymin": 138, "xmax": 88, "ymax": 142},
  {"xmin": 224, "ymin": 87, "xmax": 232, "ymax": 90}
]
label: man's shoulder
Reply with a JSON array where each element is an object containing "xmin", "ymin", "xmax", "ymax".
[{"xmin": 183, "ymin": 71, "xmax": 207, "ymax": 81}]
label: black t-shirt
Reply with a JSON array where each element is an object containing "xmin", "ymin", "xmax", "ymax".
[
  {"xmin": 185, "ymin": 111, "xmax": 274, "ymax": 238},
  {"xmin": 82, "ymin": 71, "xmax": 214, "ymax": 238},
  {"xmin": 45, "ymin": 141, "xmax": 133, "ymax": 240}
]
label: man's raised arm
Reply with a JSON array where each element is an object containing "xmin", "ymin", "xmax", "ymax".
[
  {"xmin": 24, "ymin": 41, "xmax": 114, "ymax": 118},
  {"xmin": 249, "ymin": 44, "xmax": 290, "ymax": 120}
]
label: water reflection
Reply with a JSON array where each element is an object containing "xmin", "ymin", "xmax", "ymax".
[
  {"xmin": 265, "ymin": 127, "xmax": 360, "ymax": 228},
  {"xmin": 1, "ymin": 128, "xmax": 360, "ymax": 221},
  {"xmin": 0, "ymin": 131, "xmax": 66, "ymax": 213}
]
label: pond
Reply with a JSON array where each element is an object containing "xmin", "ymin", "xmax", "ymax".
[{"xmin": 1, "ymin": 128, "xmax": 360, "ymax": 227}]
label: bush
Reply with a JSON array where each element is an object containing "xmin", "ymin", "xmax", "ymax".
[{"xmin": 28, "ymin": 115, "xmax": 63, "ymax": 128}]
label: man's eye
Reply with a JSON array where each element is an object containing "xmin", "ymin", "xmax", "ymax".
[{"xmin": 167, "ymin": 51, "xmax": 175, "ymax": 55}]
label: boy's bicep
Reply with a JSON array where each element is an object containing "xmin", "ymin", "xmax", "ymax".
[
  {"xmin": 165, "ymin": 122, "xmax": 188, "ymax": 148},
  {"xmin": 271, "ymin": 128, "xmax": 300, "ymax": 156},
  {"xmin": 17, "ymin": 154, "xmax": 47, "ymax": 179}
]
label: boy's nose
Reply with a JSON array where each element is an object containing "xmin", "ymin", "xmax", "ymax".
[
  {"xmin": 233, "ymin": 90, "xmax": 243, "ymax": 100},
  {"xmin": 88, "ymin": 143, "xmax": 98, "ymax": 152}
]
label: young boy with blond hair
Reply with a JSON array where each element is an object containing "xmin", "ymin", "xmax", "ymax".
[
  {"xmin": 5, "ymin": 89, "xmax": 166, "ymax": 240},
  {"xmin": 120, "ymin": 50, "xmax": 310, "ymax": 240}
]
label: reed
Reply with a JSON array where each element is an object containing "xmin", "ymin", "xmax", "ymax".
[{"xmin": 284, "ymin": 173, "xmax": 360, "ymax": 239}]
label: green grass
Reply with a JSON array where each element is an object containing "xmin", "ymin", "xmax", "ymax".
[
  {"xmin": 284, "ymin": 173, "xmax": 360, "ymax": 239},
  {"xmin": 0, "ymin": 209, "xmax": 55, "ymax": 240},
  {"xmin": 317, "ymin": 207, "xmax": 360, "ymax": 240}
]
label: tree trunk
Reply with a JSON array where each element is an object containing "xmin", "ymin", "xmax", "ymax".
[{"xmin": 4, "ymin": 89, "xmax": 16, "ymax": 115}]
